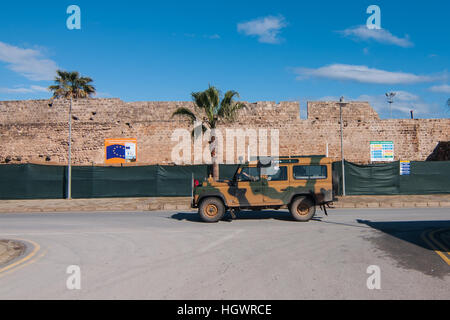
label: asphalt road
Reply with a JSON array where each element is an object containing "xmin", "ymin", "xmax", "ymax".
[{"xmin": 0, "ymin": 208, "xmax": 449, "ymax": 299}]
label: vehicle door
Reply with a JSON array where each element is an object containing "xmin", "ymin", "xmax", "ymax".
[
  {"xmin": 228, "ymin": 166, "xmax": 263, "ymax": 207},
  {"xmin": 292, "ymin": 164, "xmax": 332, "ymax": 202},
  {"xmin": 261, "ymin": 165, "xmax": 290, "ymax": 205}
]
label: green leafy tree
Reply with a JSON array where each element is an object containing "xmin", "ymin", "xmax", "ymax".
[
  {"xmin": 172, "ymin": 85, "xmax": 246, "ymax": 180},
  {"xmin": 48, "ymin": 70, "xmax": 96, "ymax": 199}
]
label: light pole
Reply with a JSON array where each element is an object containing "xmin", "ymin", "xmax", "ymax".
[
  {"xmin": 67, "ymin": 97, "xmax": 72, "ymax": 199},
  {"xmin": 339, "ymin": 96, "xmax": 346, "ymax": 196},
  {"xmin": 386, "ymin": 92, "xmax": 396, "ymax": 118}
]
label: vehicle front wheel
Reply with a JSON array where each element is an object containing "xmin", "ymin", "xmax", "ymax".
[
  {"xmin": 289, "ymin": 196, "xmax": 316, "ymax": 221},
  {"xmin": 198, "ymin": 197, "xmax": 225, "ymax": 223}
]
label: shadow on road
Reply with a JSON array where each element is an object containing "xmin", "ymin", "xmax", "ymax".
[
  {"xmin": 171, "ymin": 210, "xmax": 322, "ymax": 222},
  {"xmin": 357, "ymin": 219, "xmax": 450, "ymax": 251},
  {"xmin": 357, "ymin": 219, "xmax": 450, "ymax": 277}
]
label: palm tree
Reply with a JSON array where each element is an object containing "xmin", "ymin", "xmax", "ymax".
[
  {"xmin": 48, "ymin": 70, "xmax": 96, "ymax": 199},
  {"xmin": 172, "ymin": 85, "xmax": 246, "ymax": 180},
  {"xmin": 48, "ymin": 70, "xmax": 95, "ymax": 100}
]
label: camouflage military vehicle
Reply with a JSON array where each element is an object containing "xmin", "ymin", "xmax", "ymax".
[{"xmin": 191, "ymin": 156, "xmax": 334, "ymax": 222}]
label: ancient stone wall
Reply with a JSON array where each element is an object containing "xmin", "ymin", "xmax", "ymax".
[{"xmin": 0, "ymin": 98, "xmax": 448, "ymax": 165}]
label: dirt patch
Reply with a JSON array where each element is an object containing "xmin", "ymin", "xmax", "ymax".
[{"xmin": 0, "ymin": 239, "xmax": 25, "ymax": 266}]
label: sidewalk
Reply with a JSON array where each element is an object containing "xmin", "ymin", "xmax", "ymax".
[
  {"xmin": 332, "ymin": 194, "xmax": 450, "ymax": 208},
  {"xmin": 0, "ymin": 194, "xmax": 448, "ymax": 214},
  {"xmin": 0, "ymin": 197, "xmax": 189, "ymax": 213}
]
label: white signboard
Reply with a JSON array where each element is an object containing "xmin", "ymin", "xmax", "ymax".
[
  {"xmin": 370, "ymin": 141, "xmax": 394, "ymax": 162},
  {"xmin": 125, "ymin": 142, "xmax": 136, "ymax": 160}
]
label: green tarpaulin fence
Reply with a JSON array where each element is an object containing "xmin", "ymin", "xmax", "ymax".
[
  {"xmin": 0, "ymin": 164, "xmax": 239, "ymax": 200},
  {"xmin": 332, "ymin": 160, "xmax": 450, "ymax": 195},
  {"xmin": 0, "ymin": 161, "xmax": 448, "ymax": 200}
]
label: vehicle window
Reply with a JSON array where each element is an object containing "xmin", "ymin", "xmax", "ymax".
[
  {"xmin": 293, "ymin": 165, "xmax": 327, "ymax": 179},
  {"xmin": 263, "ymin": 166, "xmax": 287, "ymax": 181},
  {"xmin": 238, "ymin": 167, "xmax": 260, "ymax": 182}
]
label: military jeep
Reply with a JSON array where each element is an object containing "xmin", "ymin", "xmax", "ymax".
[{"xmin": 191, "ymin": 156, "xmax": 334, "ymax": 222}]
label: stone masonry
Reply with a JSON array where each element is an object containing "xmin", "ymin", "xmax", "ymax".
[{"xmin": 0, "ymin": 98, "xmax": 448, "ymax": 165}]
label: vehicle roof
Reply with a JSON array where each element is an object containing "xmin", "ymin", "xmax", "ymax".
[{"xmin": 245, "ymin": 155, "xmax": 332, "ymax": 166}]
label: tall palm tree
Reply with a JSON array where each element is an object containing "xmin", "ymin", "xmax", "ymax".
[
  {"xmin": 48, "ymin": 70, "xmax": 96, "ymax": 199},
  {"xmin": 172, "ymin": 85, "xmax": 245, "ymax": 180},
  {"xmin": 48, "ymin": 70, "xmax": 95, "ymax": 100}
]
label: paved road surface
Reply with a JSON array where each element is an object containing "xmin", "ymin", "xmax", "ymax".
[{"xmin": 0, "ymin": 208, "xmax": 448, "ymax": 299}]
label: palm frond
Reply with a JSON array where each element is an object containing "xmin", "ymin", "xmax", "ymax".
[
  {"xmin": 171, "ymin": 107, "xmax": 197, "ymax": 124},
  {"xmin": 205, "ymin": 85, "xmax": 220, "ymax": 110},
  {"xmin": 219, "ymin": 90, "xmax": 246, "ymax": 122},
  {"xmin": 191, "ymin": 86, "xmax": 219, "ymax": 127},
  {"xmin": 190, "ymin": 86, "xmax": 245, "ymax": 127},
  {"xmin": 48, "ymin": 70, "xmax": 96, "ymax": 99}
]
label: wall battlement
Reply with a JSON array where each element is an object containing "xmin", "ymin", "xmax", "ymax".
[{"xmin": 0, "ymin": 98, "xmax": 448, "ymax": 164}]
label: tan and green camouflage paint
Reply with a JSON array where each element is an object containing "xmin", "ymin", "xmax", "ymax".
[{"xmin": 193, "ymin": 156, "xmax": 333, "ymax": 208}]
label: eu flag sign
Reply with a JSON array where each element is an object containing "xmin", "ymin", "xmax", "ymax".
[
  {"xmin": 106, "ymin": 144, "xmax": 125, "ymax": 160},
  {"xmin": 104, "ymin": 138, "xmax": 137, "ymax": 164}
]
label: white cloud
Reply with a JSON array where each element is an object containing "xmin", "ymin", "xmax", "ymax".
[
  {"xmin": 177, "ymin": 33, "xmax": 221, "ymax": 40},
  {"xmin": 294, "ymin": 64, "xmax": 437, "ymax": 84},
  {"xmin": 358, "ymin": 91, "xmax": 434, "ymax": 116},
  {"xmin": 237, "ymin": 15, "xmax": 287, "ymax": 44},
  {"xmin": 205, "ymin": 34, "xmax": 220, "ymax": 39},
  {"xmin": 338, "ymin": 25, "xmax": 413, "ymax": 48},
  {"xmin": 394, "ymin": 91, "xmax": 419, "ymax": 101},
  {"xmin": 0, "ymin": 87, "xmax": 34, "ymax": 94},
  {"xmin": 429, "ymin": 84, "xmax": 450, "ymax": 94},
  {"xmin": 94, "ymin": 91, "xmax": 113, "ymax": 98},
  {"xmin": 0, "ymin": 85, "xmax": 49, "ymax": 94},
  {"xmin": 0, "ymin": 41, "xmax": 58, "ymax": 81}
]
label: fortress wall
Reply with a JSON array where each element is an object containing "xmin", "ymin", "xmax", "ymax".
[{"xmin": 0, "ymin": 98, "xmax": 448, "ymax": 165}]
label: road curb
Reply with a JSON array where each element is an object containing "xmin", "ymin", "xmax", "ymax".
[{"xmin": 0, "ymin": 196, "xmax": 448, "ymax": 213}]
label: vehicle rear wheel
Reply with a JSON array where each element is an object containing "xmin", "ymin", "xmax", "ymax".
[
  {"xmin": 199, "ymin": 197, "xmax": 225, "ymax": 223},
  {"xmin": 289, "ymin": 196, "xmax": 315, "ymax": 221}
]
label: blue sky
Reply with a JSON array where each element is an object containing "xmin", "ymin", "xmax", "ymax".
[{"xmin": 0, "ymin": 0, "xmax": 449, "ymax": 119}]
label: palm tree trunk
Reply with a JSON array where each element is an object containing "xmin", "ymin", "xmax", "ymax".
[
  {"xmin": 212, "ymin": 159, "xmax": 219, "ymax": 181},
  {"xmin": 210, "ymin": 129, "xmax": 219, "ymax": 180}
]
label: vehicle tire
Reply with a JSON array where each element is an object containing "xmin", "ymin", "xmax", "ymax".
[
  {"xmin": 289, "ymin": 196, "xmax": 316, "ymax": 222},
  {"xmin": 199, "ymin": 197, "xmax": 226, "ymax": 223}
]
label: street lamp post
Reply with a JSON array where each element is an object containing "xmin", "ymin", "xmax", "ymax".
[
  {"xmin": 339, "ymin": 96, "xmax": 346, "ymax": 196},
  {"xmin": 386, "ymin": 92, "xmax": 396, "ymax": 118},
  {"xmin": 67, "ymin": 97, "xmax": 72, "ymax": 199}
]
